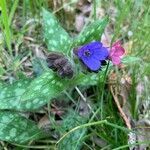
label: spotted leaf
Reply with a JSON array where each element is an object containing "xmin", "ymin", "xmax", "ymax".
[
  {"xmin": 73, "ymin": 68, "xmax": 109, "ymax": 86},
  {"xmin": 73, "ymin": 17, "xmax": 108, "ymax": 46},
  {"xmin": 0, "ymin": 71, "xmax": 69, "ymax": 110},
  {"xmin": 0, "ymin": 111, "xmax": 44, "ymax": 143},
  {"xmin": 58, "ymin": 110, "xmax": 87, "ymax": 150},
  {"xmin": 42, "ymin": 8, "xmax": 72, "ymax": 54},
  {"xmin": 0, "ymin": 79, "xmax": 31, "ymax": 110},
  {"xmin": 21, "ymin": 71, "xmax": 70, "ymax": 109}
]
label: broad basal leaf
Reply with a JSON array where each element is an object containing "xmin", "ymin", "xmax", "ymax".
[
  {"xmin": 58, "ymin": 110, "xmax": 87, "ymax": 150},
  {"xmin": 0, "ymin": 79, "xmax": 31, "ymax": 110},
  {"xmin": 74, "ymin": 17, "xmax": 108, "ymax": 47},
  {"xmin": 42, "ymin": 8, "xmax": 72, "ymax": 54},
  {"xmin": 0, "ymin": 71, "xmax": 70, "ymax": 110},
  {"xmin": 0, "ymin": 111, "xmax": 44, "ymax": 143},
  {"xmin": 21, "ymin": 71, "xmax": 70, "ymax": 110},
  {"xmin": 32, "ymin": 57, "xmax": 48, "ymax": 76}
]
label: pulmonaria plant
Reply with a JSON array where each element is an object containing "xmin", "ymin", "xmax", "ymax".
[
  {"xmin": 75, "ymin": 41, "xmax": 109, "ymax": 71},
  {"xmin": 109, "ymin": 41, "xmax": 125, "ymax": 65}
]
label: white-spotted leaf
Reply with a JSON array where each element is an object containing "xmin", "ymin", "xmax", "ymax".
[
  {"xmin": 58, "ymin": 111, "xmax": 87, "ymax": 150},
  {"xmin": 42, "ymin": 8, "xmax": 72, "ymax": 54},
  {"xmin": 74, "ymin": 17, "xmax": 108, "ymax": 46},
  {"xmin": 0, "ymin": 79, "xmax": 31, "ymax": 110},
  {"xmin": 0, "ymin": 112, "xmax": 44, "ymax": 143},
  {"xmin": 74, "ymin": 69, "xmax": 107, "ymax": 86},
  {"xmin": 0, "ymin": 71, "xmax": 70, "ymax": 110},
  {"xmin": 21, "ymin": 71, "xmax": 70, "ymax": 109}
]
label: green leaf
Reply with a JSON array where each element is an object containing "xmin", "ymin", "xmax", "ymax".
[
  {"xmin": 74, "ymin": 17, "xmax": 108, "ymax": 46},
  {"xmin": 32, "ymin": 57, "xmax": 48, "ymax": 76},
  {"xmin": 144, "ymin": 62, "xmax": 150, "ymax": 76},
  {"xmin": 0, "ymin": 111, "xmax": 44, "ymax": 143},
  {"xmin": 42, "ymin": 8, "xmax": 72, "ymax": 54},
  {"xmin": 21, "ymin": 71, "xmax": 70, "ymax": 109},
  {"xmin": 77, "ymin": 73, "xmax": 101, "ymax": 86},
  {"xmin": 0, "ymin": 66, "xmax": 5, "ymax": 77},
  {"xmin": 122, "ymin": 56, "xmax": 141, "ymax": 64},
  {"xmin": 74, "ymin": 69, "xmax": 107, "ymax": 86},
  {"xmin": 58, "ymin": 110, "xmax": 87, "ymax": 150},
  {"xmin": 0, "ymin": 79, "xmax": 31, "ymax": 110},
  {"xmin": 0, "ymin": 71, "xmax": 70, "ymax": 110}
]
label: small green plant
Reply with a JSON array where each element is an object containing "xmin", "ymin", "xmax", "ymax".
[
  {"xmin": 0, "ymin": 1, "xmax": 149, "ymax": 149},
  {"xmin": 0, "ymin": 5, "xmax": 111, "ymax": 144}
]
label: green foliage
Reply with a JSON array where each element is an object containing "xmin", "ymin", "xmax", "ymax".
[
  {"xmin": 144, "ymin": 63, "xmax": 150, "ymax": 76},
  {"xmin": 32, "ymin": 57, "xmax": 48, "ymax": 76},
  {"xmin": 111, "ymin": 0, "xmax": 132, "ymax": 43},
  {"xmin": 94, "ymin": 93, "xmax": 129, "ymax": 148},
  {"xmin": 42, "ymin": 8, "xmax": 108, "ymax": 54},
  {"xmin": 0, "ymin": 66, "xmax": 5, "ymax": 77},
  {"xmin": 21, "ymin": 71, "xmax": 70, "ymax": 109},
  {"xmin": 73, "ymin": 17, "xmax": 108, "ymax": 47},
  {"xmin": 58, "ymin": 111, "xmax": 87, "ymax": 150},
  {"xmin": 0, "ymin": 79, "xmax": 31, "ymax": 110},
  {"xmin": 1, "ymin": 0, "xmax": 149, "ymax": 148},
  {"xmin": 122, "ymin": 56, "xmax": 142, "ymax": 64},
  {"xmin": 42, "ymin": 8, "xmax": 72, "ymax": 54},
  {"xmin": 0, "ymin": 71, "xmax": 70, "ymax": 110},
  {"xmin": 8, "ymin": 0, "xmax": 19, "ymax": 25},
  {"xmin": 75, "ymin": 70, "xmax": 107, "ymax": 86},
  {"xmin": 0, "ymin": 0, "xmax": 12, "ymax": 55},
  {"xmin": 0, "ymin": 111, "xmax": 44, "ymax": 143}
]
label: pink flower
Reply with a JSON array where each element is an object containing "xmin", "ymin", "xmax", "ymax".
[{"xmin": 109, "ymin": 41, "xmax": 125, "ymax": 65}]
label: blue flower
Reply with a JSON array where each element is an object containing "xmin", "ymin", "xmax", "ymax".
[{"xmin": 76, "ymin": 41, "xmax": 109, "ymax": 71}]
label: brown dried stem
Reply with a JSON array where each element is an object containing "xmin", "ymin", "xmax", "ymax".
[{"xmin": 110, "ymin": 86, "xmax": 131, "ymax": 129}]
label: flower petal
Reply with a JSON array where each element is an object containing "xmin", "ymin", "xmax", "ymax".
[
  {"xmin": 111, "ymin": 56, "xmax": 121, "ymax": 65},
  {"xmin": 77, "ymin": 41, "xmax": 102, "ymax": 58},
  {"xmin": 87, "ymin": 41, "xmax": 102, "ymax": 50},
  {"xmin": 93, "ymin": 47, "xmax": 109, "ymax": 60},
  {"xmin": 77, "ymin": 47, "xmax": 86, "ymax": 58},
  {"xmin": 111, "ymin": 41, "xmax": 125, "ymax": 56},
  {"xmin": 112, "ymin": 41, "xmax": 121, "ymax": 47},
  {"xmin": 113, "ymin": 46, "xmax": 125, "ymax": 56},
  {"xmin": 82, "ymin": 57, "xmax": 101, "ymax": 71}
]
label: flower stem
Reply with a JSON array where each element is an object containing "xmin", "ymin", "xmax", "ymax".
[
  {"xmin": 75, "ymin": 86, "xmax": 95, "ymax": 115},
  {"xmin": 90, "ymin": 61, "xmax": 110, "ymax": 122},
  {"xmin": 100, "ymin": 61, "xmax": 110, "ymax": 119}
]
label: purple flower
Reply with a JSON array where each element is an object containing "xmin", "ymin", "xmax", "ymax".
[{"xmin": 76, "ymin": 41, "xmax": 109, "ymax": 71}]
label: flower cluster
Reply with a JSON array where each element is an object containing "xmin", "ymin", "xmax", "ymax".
[{"xmin": 75, "ymin": 41, "xmax": 125, "ymax": 71}]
